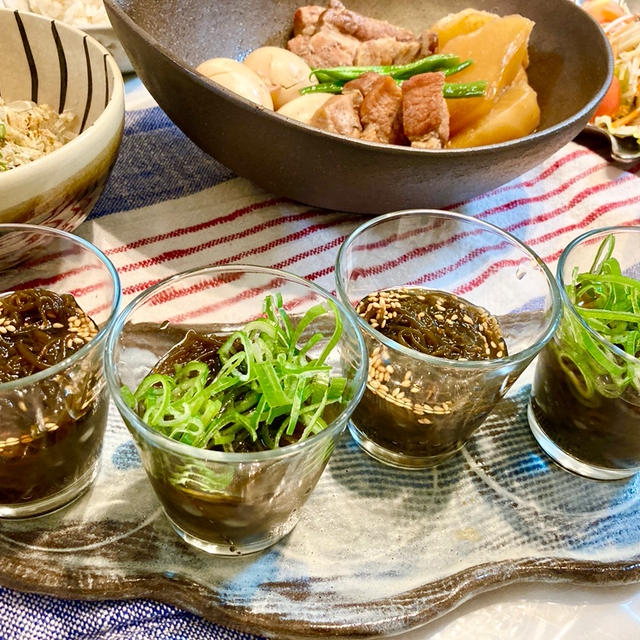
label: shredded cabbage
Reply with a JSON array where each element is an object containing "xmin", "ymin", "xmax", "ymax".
[
  {"xmin": 594, "ymin": 11, "xmax": 640, "ymax": 138},
  {"xmin": 0, "ymin": 99, "xmax": 76, "ymax": 171}
]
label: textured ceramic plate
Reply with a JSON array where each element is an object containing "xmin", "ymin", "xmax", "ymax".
[{"xmin": 0, "ymin": 384, "xmax": 639, "ymax": 639}]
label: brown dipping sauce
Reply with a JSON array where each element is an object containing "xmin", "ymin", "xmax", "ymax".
[
  {"xmin": 0, "ymin": 288, "xmax": 105, "ymax": 509},
  {"xmin": 353, "ymin": 287, "xmax": 507, "ymax": 459}
]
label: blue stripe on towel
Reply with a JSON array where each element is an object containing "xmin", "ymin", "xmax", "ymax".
[
  {"xmin": 0, "ymin": 586, "xmax": 263, "ymax": 639},
  {"xmin": 90, "ymin": 107, "xmax": 234, "ymax": 219}
]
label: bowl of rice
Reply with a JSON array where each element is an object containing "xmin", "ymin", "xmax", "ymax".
[
  {"xmin": 0, "ymin": 7, "xmax": 124, "ymax": 263},
  {"xmin": 0, "ymin": 0, "xmax": 133, "ymax": 72}
]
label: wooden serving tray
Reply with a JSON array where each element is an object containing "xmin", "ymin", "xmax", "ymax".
[{"xmin": 1, "ymin": 387, "xmax": 639, "ymax": 639}]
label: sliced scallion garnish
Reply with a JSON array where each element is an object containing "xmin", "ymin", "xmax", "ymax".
[
  {"xmin": 124, "ymin": 294, "xmax": 348, "ymax": 452},
  {"xmin": 557, "ymin": 234, "xmax": 640, "ymax": 400}
]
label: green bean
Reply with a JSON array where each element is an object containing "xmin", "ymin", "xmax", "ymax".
[
  {"xmin": 443, "ymin": 60, "xmax": 473, "ymax": 76},
  {"xmin": 310, "ymin": 53, "xmax": 462, "ymax": 83},
  {"xmin": 301, "ymin": 79, "xmax": 487, "ymax": 99},
  {"xmin": 442, "ymin": 81, "xmax": 487, "ymax": 99},
  {"xmin": 299, "ymin": 82, "xmax": 344, "ymax": 95}
]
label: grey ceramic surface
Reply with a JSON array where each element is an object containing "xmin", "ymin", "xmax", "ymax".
[
  {"xmin": 1, "ymin": 386, "xmax": 639, "ymax": 638},
  {"xmin": 103, "ymin": 0, "xmax": 613, "ymax": 214}
]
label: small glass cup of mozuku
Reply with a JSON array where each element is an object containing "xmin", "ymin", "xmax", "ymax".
[
  {"xmin": 529, "ymin": 227, "xmax": 640, "ymax": 480},
  {"xmin": 105, "ymin": 265, "xmax": 367, "ymax": 555},
  {"xmin": 0, "ymin": 224, "xmax": 121, "ymax": 518},
  {"xmin": 335, "ymin": 210, "xmax": 561, "ymax": 469}
]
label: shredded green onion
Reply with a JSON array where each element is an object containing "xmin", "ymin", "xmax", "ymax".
[
  {"xmin": 556, "ymin": 234, "xmax": 640, "ymax": 400},
  {"xmin": 123, "ymin": 294, "xmax": 348, "ymax": 453}
]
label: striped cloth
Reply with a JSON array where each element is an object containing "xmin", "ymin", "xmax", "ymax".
[
  {"xmin": 83, "ymin": 108, "xmax": 640, "ymax": 309},
  {"xmin": 1, "ymin": 105, "xmax": 640, "ymax": 639}
]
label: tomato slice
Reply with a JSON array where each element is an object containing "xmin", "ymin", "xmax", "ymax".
[
  {"xmin": 581, "ymin": 0, "xmax": 627, "ymax": 24},
  {"xmin": 594, "ymin": 75, "xmax": 621, "ymax": 118}
]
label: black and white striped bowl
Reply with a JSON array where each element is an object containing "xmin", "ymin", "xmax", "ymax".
[
  {"xmin": 1, "ymin": 0, "xmax": 133, "ymax": 72},
  {"xmin": 0, "ymin": 8, "xmax": 124, "ymax": 259}
]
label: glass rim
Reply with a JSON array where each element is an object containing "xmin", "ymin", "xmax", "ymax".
[
  {"xmin": 0, "ymin": 223, "xmax": 122, "ymax": 391},
  {"xmin": 104, "ymin": 263, "xmax": 368, "ymax": 463},
  {"xmin": 557, "ymin": 225, "xmax": 640, "ymax": 365},
  {"xmin": 335, "ymin": 208, "xmax": 562, "ymax": 369}
]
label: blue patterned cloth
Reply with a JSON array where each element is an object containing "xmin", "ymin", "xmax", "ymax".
[
  {"xmin": 89, "ymin": 108, "xmax": 234, "ymax": 220},
  {"xmin": 0, "ymin": 586, "xmax": 261, "ymax": 639}
]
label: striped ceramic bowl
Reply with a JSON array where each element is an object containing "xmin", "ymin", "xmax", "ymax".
[
  {"xmin": 0, "ymin": 7, "xmax": 124, "ymax": 264},
  {"xmin": 0, "ymin": 0, "xmax": 133, "ymax": 72}
]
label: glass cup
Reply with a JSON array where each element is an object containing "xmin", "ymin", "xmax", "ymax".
[
  {"xmin": 0, "ymin": 224, "xmax": 121, "ymax": 518},
  {"xmin": 335, "ymin": 209, "xmax": 561, "ymax": 469},
  {"xmin": 529, "ymin": 226, "xmax": 640, "ymax": 480},
  {"xmin": 105, "ymin": 265, "xmax": 367, "ymax": 555}
]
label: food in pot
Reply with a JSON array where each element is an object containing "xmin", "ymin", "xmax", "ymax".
[
  {"xmin": 0, "ymin": 99, "xmax": 76, "ymax": 171},
  {"xmin": 352, "ymin": 287, "xmax": 508, "ymax": 458},
  {"xmin": 194, "ymin": 58, "xmax": 274, "ymax": 109},
  {"xmin": 0, "ymin": 288, "xmax": 106, "ymax": 507},
  {"xmin": 196, "ymin": 1, "xmax": 540, "ymax": 148},
  {"xmin": 531, "ymin": 235, "xmax": 640, "ymax": 471},
  {"xmin": 243, "ymin": 46, "xmax": 318, "ymax": 109}
]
